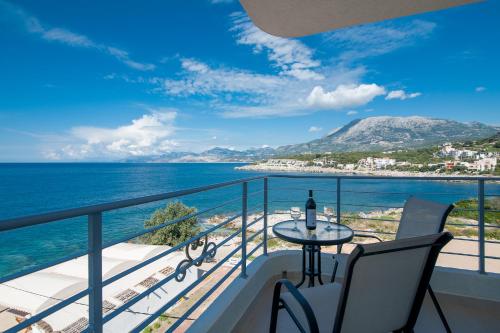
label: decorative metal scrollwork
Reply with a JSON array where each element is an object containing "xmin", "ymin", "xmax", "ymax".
[{"xmin": 175, "ymin": 234, "xmax": 217, "ymax": 282}]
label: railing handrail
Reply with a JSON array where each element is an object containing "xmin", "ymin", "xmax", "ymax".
[
  {"xmin": 0, "ymin": 175, "xmax": 264, "ymax": 232},
  {"xmin": 1, "ymin": 174, "xmax": 498, "ymax": 233}
]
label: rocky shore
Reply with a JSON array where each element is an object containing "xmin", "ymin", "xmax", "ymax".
[{"xmin": 235, "ymin": 163, "xmax": 480, "ymax": 178}]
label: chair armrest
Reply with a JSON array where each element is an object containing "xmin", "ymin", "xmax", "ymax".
[
  {"xmin": 270, "ymin": 279, "xmax": 319, "ymax": 333},
  {"xmin": 353, "ymin": 233, "xmax": 383, "ymax": 242}
]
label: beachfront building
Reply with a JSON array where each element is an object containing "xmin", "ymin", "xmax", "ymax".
[
  {"xmin": 312, "ymin": 157, "xmax": 336, "ymax": 167},
  {"xmin": 454, "ymin": 157, "xmax": 497, "ymax": 172},
  {"xmin": 0, "ymin": 243, "xmax": 197, "ymax": 332},
  {"xmin": 358, "ymin": 157, "xmax": 396, "ymax": 170},
  {"xmin": 264, "ymin": 159, "xmax": 308, "ymax": 168},
  {"xmin": 343, "ymin": 163, "xmax": 356, "ymax": 171},
  {"xmin": 472, "ymin": 157, "xmax": 497, "ymax": 172}
]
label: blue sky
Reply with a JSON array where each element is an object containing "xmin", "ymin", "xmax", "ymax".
[{"xmin": 0, "ymin": 0, "xmax": 498, "ymax": 161}]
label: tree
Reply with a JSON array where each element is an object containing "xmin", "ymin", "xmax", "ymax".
[{"xmin": 142, "ymin": 202, "xmax": 200, "ymax": 246}]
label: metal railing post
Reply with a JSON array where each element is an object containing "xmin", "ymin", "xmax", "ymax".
[
  {"xmin": 478, "ymin": 180, "xmax": 486, "ymax": 274},
  {"xmin": 263, "ymin": 177, "xmax": 268, "ymax": 256},
  {"xmin": 336, "ymin": 178, "xmax": 341, "ymax": 224},
  {"xmin": 88, "ymin": 213, "xmax": 103, "ymax": 332},
  {"xmin": 241, "ymin": 182, "xmax": 248, "ymax": 278}
]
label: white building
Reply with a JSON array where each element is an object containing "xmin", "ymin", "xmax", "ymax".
[
  {"xmin": 265, "ymin": 159, "xmax": 308, "ymax": 167},
  {"xmin": 358, "ymin": 157, "xmax": 396, "ymax": 170},
  {"xmin": 344, "ymin": 163, "xmax": 356, "ymax": 171},
  {"xmin": 438, "ymin": 144, "xmax": 479, "ymax": 160},
  {"xmin": 474, "ymin": 157, "xmax": 497, "ymax": 172},
  {"xmin": 0, "ymin": 243, "xmax": 198, "ymax": 333},
  {"xmin": 312, "ymin": 157, "xmax": 336, "ymax": 167}
]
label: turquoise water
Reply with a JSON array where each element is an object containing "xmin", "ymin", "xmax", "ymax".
[{"xmin": 0, "ymin": 163, "xmax": 497, "ymax": 277}]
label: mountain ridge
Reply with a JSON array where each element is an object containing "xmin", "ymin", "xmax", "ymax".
[{"xmin": 126, "ymin": 116, "xmax": 498, "ymax": 162}]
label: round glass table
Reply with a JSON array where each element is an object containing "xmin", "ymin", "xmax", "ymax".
[{"xmin": 272, "ymin": 220, "xmax": 354, "ymax": 287}]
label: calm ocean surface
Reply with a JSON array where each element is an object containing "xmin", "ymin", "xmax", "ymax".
[{"xmin": 0, "ymin": 163, "xmax": 498, "ymax": 277}]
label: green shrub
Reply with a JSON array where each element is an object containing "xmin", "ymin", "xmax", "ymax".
[
  {"xmin": 143, "ymin": 202, "xmax": 200, "ymax": 246},
  {"xmin": 450, "ymin": 198, "xmax": 500, "ymax": 225}
]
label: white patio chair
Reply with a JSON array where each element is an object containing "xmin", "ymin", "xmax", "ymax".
[
  {"xmin": 270, "ymin": 232, "xmax": 453, "ymax": 333},
  {"xmin": 331, "ymin": 196, "xmax": 454, "ymax": 332}
]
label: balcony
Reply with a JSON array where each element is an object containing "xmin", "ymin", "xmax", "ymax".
[{"xmin": 0, "ymin": 175, "xmax": 499, "ymax": 332}]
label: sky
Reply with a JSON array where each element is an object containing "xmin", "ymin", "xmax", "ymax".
[{"xmin": 0, "ymin": 0, "xmax": 499, "ymax": 162}]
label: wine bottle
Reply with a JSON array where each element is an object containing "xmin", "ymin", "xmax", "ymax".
[{"xmin": 305, "ymin": 190, "xmax": 316, "ymax": 230}]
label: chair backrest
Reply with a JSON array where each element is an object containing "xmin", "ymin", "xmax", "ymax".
[
  {"xmin": 396, "ymin": 196, "xmax": 454, "ymax": 239},
  {"xmin": 333, "ymin": 232, "xmax": 453, "ymax": 333}
]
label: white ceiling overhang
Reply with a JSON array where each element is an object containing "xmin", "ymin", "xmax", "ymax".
[{"xmin": 240, "ymin": 0, "xmax": 481, "ymax": 37}]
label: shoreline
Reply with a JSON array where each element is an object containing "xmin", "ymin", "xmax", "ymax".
[{"xmin": 235, "ymin": 164, "xmax": 496, "ymax": 178}]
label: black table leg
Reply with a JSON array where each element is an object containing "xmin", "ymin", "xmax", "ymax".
[
  {"xmin": 297, "ymin": 245, "xmax": 325, "ymax": 288},
  {"xmin": 317, "ymin": 246, "xmax": 324, "ymax": 285},
  {"xmin": 308, "ymin": 245, "xmax": 315, "ymax": 287}
]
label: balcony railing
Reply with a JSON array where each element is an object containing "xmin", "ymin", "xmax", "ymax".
[{"xmin": 0, "ymin": 175, "xmax": 498, "ymax": 333}]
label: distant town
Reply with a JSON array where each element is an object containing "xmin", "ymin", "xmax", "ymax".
[{"xmin": 238, "ymin": 134, "xmax": 499, "ymax": 176}]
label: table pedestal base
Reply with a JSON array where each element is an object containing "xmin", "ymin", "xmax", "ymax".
[{"xmin": 296, "ymin": 245, "xmax": 323, "ymax": 288}]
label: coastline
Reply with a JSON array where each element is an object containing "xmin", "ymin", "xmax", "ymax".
[{"xmin": 235, "ymin": 164, "xmax": 494, "ymax": 178}]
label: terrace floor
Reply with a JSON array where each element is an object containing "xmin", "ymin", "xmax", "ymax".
[{"xmin": 233, "ymin": 273, "xmax": 500, "ymax": 333}]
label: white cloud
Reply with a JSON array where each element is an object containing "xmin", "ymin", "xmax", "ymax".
[
  {"xmin": 217, "ymin": 65, "xmax": 367, "ymax": 118},
  {"xmin": 325, "ymin": 19, "xmax": 436, "ymax": 62},
  {"xmin": 106, "ymin": 47, "xmax": 155, "ymax": 71},
  {"xmin": 3, "ymin": 2, "xmax": 155, "ymax": 71},
  {"xmin": 29, "ymin": 23, "xmax": 97, "ymax": 48},
  {"xmin": 220, "ymin": 104, "xmax": 303, "ymax": 119},
  {"xmin": 306, "ymin": 84, "xmax": 386, "ymax": 109},
  {"xmin": 385, "ymin": 90, "xmax": 421, "ymax": 100},
  {"xmin": 160, "ymin": 58, "xmax": 285, "ymax": 97},
  {"xmin": 347, "ymin": 110, "xmax": 358, "ymax": 116},
  {"xmin": 181, "ymin": 58, "xmax": 209, "ymax": 73},
  {"xmin": 230, "ymin": 12, "xmax": 323, "ymax": 80},
  {"xmin": 45, "ymin": 109, "xmax": 178, "ymax": 160},
  {"xmin": 308, "ymin": 126, "xmax": 322, "ymax": 133},
  {"xmin": 475, "ymin": 86, "xmax": 486, "ymax": 92}
]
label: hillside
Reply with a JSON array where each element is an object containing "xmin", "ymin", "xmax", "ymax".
[{"xmin": 274, "ymin": 116, "xmax": 497, "ymax": 155}]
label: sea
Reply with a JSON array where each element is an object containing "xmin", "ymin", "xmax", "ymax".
[{"xmin": 0, "ymin": 163, "xmax": 498, "ymax": 278}]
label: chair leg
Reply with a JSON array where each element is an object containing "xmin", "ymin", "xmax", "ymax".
[
  {"xmin": 331, "ymin": 244, "xmax": 342, "ymax": 282},
  {"xmin": 428, "ymin": 285, "xmax": 452, "ymax": 333},
  {"xmin": 270, "ymin": 282, "xmax": 284, "ymax": 333},
  {"xmin": 331, "ymin": 258, "xmax": 338, "ymax": 283}
]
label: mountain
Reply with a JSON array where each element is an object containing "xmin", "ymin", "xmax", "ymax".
[
  {"xmin": 127, "ymin": 116, "xmax": 498, "ymax": 162},
  {"xmin": 126, "ymin": 147, "xmax": 276, "ymax": 163},
  {"xmin": 274, "ymin": 116, "xmax": 497, "ymax": 155}
]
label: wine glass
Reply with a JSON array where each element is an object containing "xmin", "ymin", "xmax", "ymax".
[
  {"xmin": 324, "ymin": 206, "xmax": 335, "ymax": 231},
  {"xmin": 290, "ymin": 207, "xmax": 301, "ymax": 231}
]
